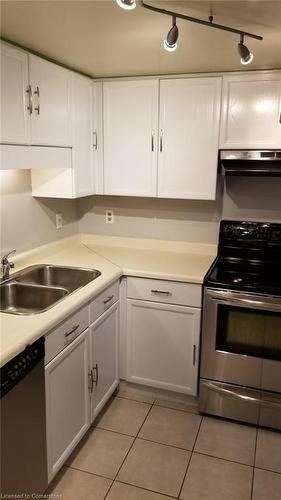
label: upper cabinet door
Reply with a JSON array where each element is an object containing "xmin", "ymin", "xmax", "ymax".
[
  {"xmin": 220, "ymin": 72, "xmax": 281, "ymax": 149},
  {"xmin": 158, "ymin": 77, "xmax": 222, "ymax": 200},
  {"xmin": 103, "ymin": 80, "xmax": 159, "ymax": 196},
  {"xmin": 1, "ymin": 44, "xmax": 31, "ymax": 144},
  {"xmin": 29, "ymin": 55, "xmax": 72, "ymax": 146},
  {"xmin": 72, "ymin": 74, "xmax": 94, "ymax": 197}
]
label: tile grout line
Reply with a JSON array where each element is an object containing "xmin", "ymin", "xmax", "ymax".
[
  {"xmin": 103, "ymin": 402, "xmax": 155, "ymax": 500},
  {"xmin": 177, "ymin": 414, "xmax": 204, "ymax": 499},
  {"xmin": 115, "ymin": 478, "xmax": 179, "ymax": 499},
  {"xmin": 250, "ymin": 426, "xmax": 259, "ymax": 500}
]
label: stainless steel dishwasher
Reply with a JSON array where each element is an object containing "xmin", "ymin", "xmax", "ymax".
[{"xmin": 1, "ymin": 337, "xmax": 48, "ymax": 495}]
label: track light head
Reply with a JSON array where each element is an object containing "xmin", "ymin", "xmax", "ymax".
[
  {"xmin": 116, "ymin": 0, "xmax": 136, "ymax": 10},
  {"xmin": 164, "ymin": 17, "xmax": 179, "ymax": 52},
  {"xmin": 238, "ymin": 35, "xmax": 254, "ymax": 65}
]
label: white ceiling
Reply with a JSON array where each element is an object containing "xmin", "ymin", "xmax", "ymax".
[{"xmin": 1, "ymin": 0, "xmax": 281, "ymax": 77}]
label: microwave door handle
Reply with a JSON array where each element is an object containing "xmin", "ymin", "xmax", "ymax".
[
  {"xmin": 202, "ymin": 381, "xmax": 281, "ymax": 409},
  {"xmin": 208, "ymin": 290, "xmax": 281, "ymax": 311}
]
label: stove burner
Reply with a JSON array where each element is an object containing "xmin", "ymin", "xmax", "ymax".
[{"xmin": 204, "ymin": 220, "xmax": 281, "ymax": 296}]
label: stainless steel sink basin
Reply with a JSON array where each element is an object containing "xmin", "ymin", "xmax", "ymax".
[
  {"xmin": 0, "ymin": 282, "xmax": 68, "ymax": 315},
  {"xmin": 16, "ymin": 265, "xmax": 101, "ymax": 292},
  {"xmin": 0, "ymin": 264, "xmax": 101, "ymax": 315}
]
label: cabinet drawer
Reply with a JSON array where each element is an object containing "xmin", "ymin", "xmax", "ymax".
[
  {"xmin": 90, "ymin": 281, "xmax": 119, "ymax": 324},
  {"xmin": 45, "ymin": 306, "xmax": 89, "ymax": 364},
  {"xmin": 127, "ymin": 277, "xmax": 201, "ymax": 307}
]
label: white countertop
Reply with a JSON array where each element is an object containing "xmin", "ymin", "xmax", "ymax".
[{"xmin": 0, "ymin": 234, "xmax": 216, "ymax": 367}]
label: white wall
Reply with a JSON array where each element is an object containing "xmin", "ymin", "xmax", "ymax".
[
  {"xmin": 78, "ymin": 195, "xmax": 222, "ymax": 244},
  {"xmin": 0, "ymin": 170, "xmax": 79, "ymax": 254},
  {"xmin": 1, "ymin": 172, "xmax": 280, "ymax": 256},
  {"xmin": 78, "ymin": 176, "xmax": 281, "ymax": 243},
  {"xmin": 222, "ymin": 176, "xmax": 281, "ymax": 222}
]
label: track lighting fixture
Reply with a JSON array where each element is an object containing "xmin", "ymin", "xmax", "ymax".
[
  {"xmin": 116, "ymin": 0, "xmax": 262, "ymax": 63},
  {"xmin": 116, "ymin": 0, "xmax": 136, "ymax": 10},
  {"xmin": 238, "ymin": 34, "xmax": 254, "ymax": 65},
  {"xmin": 164, "ymin": 17, "xmax": 179, "ymax": 52}
]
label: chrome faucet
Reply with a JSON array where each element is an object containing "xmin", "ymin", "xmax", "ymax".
[{"xmin": 1, "ymin": 249, "xmax": 16, "ymax": 281}]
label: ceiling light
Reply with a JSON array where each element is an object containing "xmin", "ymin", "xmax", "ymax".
[
  {"xmin": 164, "ymin": 17, "xmax": 179, "ymax": 52},
  {"xmin": 139, "ymin": 1, "xmax": 262, "ymax": 59},
  {"xmin": 116, "ymin": 0, "xmax": 136, "ymax": 10},
  {"xmin": 238, "ymin": 35, "xmax": 254, "ymax": 65}
]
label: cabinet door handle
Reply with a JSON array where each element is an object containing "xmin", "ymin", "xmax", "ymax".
[
  {"xmin": 88, "ymin": 370, "xmax": 94, "ymax": 393},
  {"xmin": 160, "ymin": 129, "xmax": 163, "ymax": 152},
  {"xmin": 279, "ymin": 112, "xmax": 281, "ymax": 124},
  {"xmin": 93, "ymin": 363, "xmax": 99, "ymax": 386},
  {"xmin": 34, "ymin": 86, "xmax": 40, "ymax": 115},
  {"xmin": 151, "ymin": 289, "xmax": 172, "ymax": 296},
  {"xmin": 93, "ymin": 131, "xmax": 98, "ymax": 149},
  {"xmin": 103, "ymin": 294, "xmax": 114, "ymax": 305},
  {"xmin": 151, "ymin": 130, "xmax": 155, "ymax": 151},
  {"xmin": 64, "ymin": 323, "xmax": 80, "ymax": 338},
  {"xmin": 26, "ymin": 85, "xmax": 33, "ymax": 114},
  {"xmin": 193, "ymin": 345, "xmax": 196, "ymax": 366}
]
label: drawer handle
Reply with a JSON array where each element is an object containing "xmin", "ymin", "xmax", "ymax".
[
  {"xmin": 64, "ymin": 324, "xmax": 80, "ymax": 338},
  {"xmin": 103, "ymin": 294, "xmax": 114, "ymax": 305},
  {"xmin": 151, "ymin": 289, "xmax": 172, "ymax": 296}
]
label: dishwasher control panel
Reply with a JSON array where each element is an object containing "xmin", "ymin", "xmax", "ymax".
[{"xmin": 0, "ymin": 337, "xmax": 45, "ymax": 398}]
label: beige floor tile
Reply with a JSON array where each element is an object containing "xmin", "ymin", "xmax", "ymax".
[
  {"xmin": 96, "ymin": 397, "xmax": 151, "ymax": 436},
  {"xmin": 155, "ymin": 395, "xmax": 199, "ymax": 414},
  {"xmin": 117, "ymin": 381, "xmax": 156, "ymax": 404},
  {"xmin": 194, "ymin": 416, "xmax": 256, "ymax": 465},
  {"xmin": 180, "ymin": 453, "xmax": 252, "ymax": 500},
  {"xmin": 117, "ymin": 438, "xmax": 190, "ymax": 497},
  {"xmin": 106, "ymin": 481, "xmax": 175, "ymax": 500},
  {"xmin": 139, "ymin": 405, "xmax": 201, "ymax": 450},
  {"xmin": 252, "ymin": 468, "xmax": 281, "ymax": 500},
  {"xmin": 47, "ymin": 466, "xmax": 112, "ymax": 500},
  {"xmin": 255, "ymin": 428, "xmax": 281, "ymax": 473},
  {"xmin": 66, "ymin": 428, "xmax": 134, "ymax": 479}
]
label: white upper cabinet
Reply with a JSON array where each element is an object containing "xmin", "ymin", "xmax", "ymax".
[
  {"xmin": 29, "ymin": 55, "xmax": 72, "ymax": 147},
  {"xmin": 72, "ymin": 73, "xmax": 94, "ymax": 197},
  {"xmin": 103, "ymin": 80, "xmax": 159, "ymax": 196},
  {"xmin": 31, "ymin": 73, "xmax": 95, "ymax": 198},
  {"xmin": 220, "ymin": 72, "xmax": 281, "ymax": 149},
  {"xmin": 92, "ymin": 81, "xmax": 104, "ymax": 194},
  {"xmin": 0, "ymin": 44, "xmax": 31, "ymax": 144},
  {"xmin": 158, "ymin": 77, "xmax": 222, "ymax": 200}
]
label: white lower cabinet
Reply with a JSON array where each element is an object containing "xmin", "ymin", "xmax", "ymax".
[
  {"xmin": 90, "ymin": 302, "xmax": 119, "ymax": 421},
  {"xmin": 125, "ymin": 277, "xmax": 202, "ymax": 396},
  {"xmin": 45, "ymin": 329, "xmax": 90, "ymax": 482},
  {"xmin": 44, "ymin": 279, "xmax": 120, "ymax": 483}
]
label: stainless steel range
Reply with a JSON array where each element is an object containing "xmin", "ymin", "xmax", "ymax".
[{"xmin": 199, "ymin": 220, "xmax": 281, "ymax": 430}]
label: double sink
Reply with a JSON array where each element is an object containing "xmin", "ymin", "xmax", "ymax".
[{"xmin": 0, "ymin": 265, "xmax": 101, "ymax": 315}]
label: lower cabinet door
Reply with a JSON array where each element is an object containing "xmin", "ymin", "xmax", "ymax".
[
  {"xmin": 127, "ymin": 299, "xmax": 201, "ymax": 395},
  {"xmin": 90, "ymin": 302, "xmax": 119, "ymax": 421},
  {"xmin": 45, "ymin": 330, "xmax": 90, "ymax": 482}
]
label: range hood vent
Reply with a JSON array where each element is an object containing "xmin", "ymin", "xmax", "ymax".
[{"xmin": 220, "ymin": 150, "xmax": 281, "ymax": 176}]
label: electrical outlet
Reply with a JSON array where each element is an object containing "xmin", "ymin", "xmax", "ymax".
[
  {"xmin": 55, "ymin": 213, "xmax": 63, "ymax": 229},
  {"xmin": 106, "ymin": 210, "xmax": 114, "ymax": 224}
]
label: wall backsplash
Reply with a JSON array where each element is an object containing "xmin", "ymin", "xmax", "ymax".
[
  {"xmin": 0, "ymin": 170, "xmax": 79, "ymax": 254},
  {"xmin": 222, "ymin": 176, "xmax": 281, "ymax": 222},
  {"xmin": 78, "ymin": 194, "xmax": 223, "ymax": 244},
  {"xmin": 78, "ymin": 176, "xmax": 281, "ymax": 244},
  {"xmin": 1, "ymin": 172, "xmax": 280, "ymax": 255}
]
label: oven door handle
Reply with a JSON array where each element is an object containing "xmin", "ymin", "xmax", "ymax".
[
  {"xmin": 202, "ymin": 381, "xmax": 281, "ymax": 409},
  {"xmin": 208, "ymin": 290, "xmax": 281, "ymax": 311}
]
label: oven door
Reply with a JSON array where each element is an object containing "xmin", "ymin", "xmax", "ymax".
[{"xmin": 200, "ymin": 288, "xmax": 281, "ymax": 389}]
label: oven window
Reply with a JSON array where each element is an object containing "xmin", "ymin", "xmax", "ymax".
[{"xmin": 216, "ymin": 305, "xmax": 281, "ymax": 361}]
